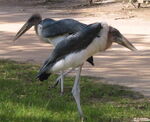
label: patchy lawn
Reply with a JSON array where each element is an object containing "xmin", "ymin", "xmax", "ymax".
[{"xmin": 0, "ymin": 60, "xmax": 149, "ymax": 122}]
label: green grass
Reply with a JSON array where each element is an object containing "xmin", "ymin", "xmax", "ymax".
[{"xmin": 0, "ymin": 60, "xmax": 150, "ymax": 122}]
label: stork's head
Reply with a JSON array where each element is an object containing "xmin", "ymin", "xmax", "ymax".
[
  {"xmin": 108, "ymin": 26, "xmax": 137, "ymax": 51},
  {"xmin": 13, "ymin": 13, "xmax": 42, "ymax": 41}
]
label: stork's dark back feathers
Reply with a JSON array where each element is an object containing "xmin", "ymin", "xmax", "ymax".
[
  {"xmin": 37, "ymin": 23, "xmax": 102, "ymax": 81},
  {"xmin": 41, "ymin": 19, "xmax": 87, "ymax": 38}
]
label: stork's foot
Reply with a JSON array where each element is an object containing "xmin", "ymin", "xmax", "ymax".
[
  {"xmin": 80, "ymin": 116, "xmax": 87, "ymax": 122},
  {"xmin": 60, "ymin": 91, "xmax": 64, "ymax": 96}
]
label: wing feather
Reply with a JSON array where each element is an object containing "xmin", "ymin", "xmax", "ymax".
[
  {"xmin": 41, "ymin": 19, "xmax": 87, "ymax": 37},
  {"xmin": 37, "ymin": 23, "xmax": 102, "ymax": 78}
]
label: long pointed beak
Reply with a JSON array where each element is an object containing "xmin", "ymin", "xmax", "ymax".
[
  {"xmin": 13, "ymin": 22, "xmax": 32, "ymax": 41},
  {"xmin": 116, "ymin": 35, "xmax": 137, "ymax": 51}
]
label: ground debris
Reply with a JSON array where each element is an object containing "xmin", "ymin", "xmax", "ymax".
[{"xmin": 133, "ymin": 118, "xmax": 150, "ymax": 122}]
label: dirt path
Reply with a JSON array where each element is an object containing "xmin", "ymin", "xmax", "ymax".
[{"xmin": 0, "ymin": 2, "xmax": 150, "ymax": 96}]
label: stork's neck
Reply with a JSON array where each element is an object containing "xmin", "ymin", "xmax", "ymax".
[
  {"xmin": 105, "ymin": 37, "xmax": 113, "ymax": 50},
  {"xmin": 34, "ymin": 24, "xmax": 39, "ymax": 35},
  {"xmin": 104, "ymin": 27, "xmax": 113, "ymax": 50}
]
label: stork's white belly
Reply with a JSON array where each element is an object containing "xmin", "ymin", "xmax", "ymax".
[{"xmin": 51, "ymin": 23, "xmax": 109, "ymax": 73}]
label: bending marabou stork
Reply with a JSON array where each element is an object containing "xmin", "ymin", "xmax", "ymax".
[
  {"xmin": 13, "ymin": 14, "xmax": 94, "ymax": 93},
  {"xmin": 36, "ymin": 22, "xmax": 137, "ymax": 119}
]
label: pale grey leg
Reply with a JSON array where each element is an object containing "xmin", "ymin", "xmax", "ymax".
[
  {"xmin": 49, "ymin": 71, "xmax": 64, "ymax": 95},
  {"xmin": 60, "ymin": 71, "xmax": 64, "ymax": 95},
  {"xmin": 51, "ymin": 68, "xmax": 76, "ymax": 89},
  {"xmin": 56, "ymin": 68, "xmax": 75, "ymax": 83},
  {"xmin": 72, "ymin": 65, "xmax": 84, "ymax": 119}
]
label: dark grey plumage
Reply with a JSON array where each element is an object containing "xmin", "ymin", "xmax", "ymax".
[{"xmin": 41, "ymin": 19, "xmax": 87, "ymax": 38}]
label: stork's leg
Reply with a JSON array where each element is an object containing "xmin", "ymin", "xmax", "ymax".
[
  {"xmin": 72, "ymin": 65, "xmax": 84, "ymax": 119},
  {"xmin": 51, "ymin": 68, "xmax": 75, "ymax": 88},
  {"xmin": 49, "ymin": 71, "xmax": 64, "ymax": 94},
  {"xmin": 60, "ymin": 71, "xmax": 64, "ymax": 95}
]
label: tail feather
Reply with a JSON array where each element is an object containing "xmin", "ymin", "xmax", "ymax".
[
  {"xmin": 87, "ymin": 56, "xmax": 94, "ymax": 66},
  {"xmin": 36, "ymin": 72, "xmax": 51, "ymax": 81}
]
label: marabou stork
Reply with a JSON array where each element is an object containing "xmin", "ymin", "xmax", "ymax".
[
  {"xmin": 13, "ymin": 14, "xmax": 94, "ymax": 94},
  {"xmin": 36, "ymin": 22, "xmax": 137, "ymax": 119}
]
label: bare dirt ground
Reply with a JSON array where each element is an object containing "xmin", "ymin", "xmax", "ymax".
[{"xmin": 0, "ymin": 0, "xmax": 150, "ymax": 96}]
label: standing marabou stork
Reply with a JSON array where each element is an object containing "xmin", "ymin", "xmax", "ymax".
[
  {"xmin": 13, "ymin": 14, "xmax": 94, "ymax": 94},
  {"xmin": 36, "ymin": 22, "xmax": 137, "ymax": 119}
]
